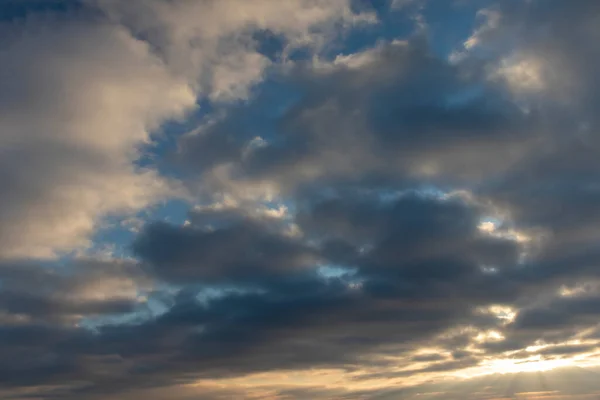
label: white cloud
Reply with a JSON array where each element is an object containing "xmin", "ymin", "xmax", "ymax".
[
  {"xmin": 93, "ymin": 0, "xmax": 375, "ymax": 100},
  {"xmin": 494, "ymin": 56, "xmax": 546, "ymax": 93},
  {"xmin": 0, "ymin": 20, "xmax": 195, "ymax": 259},
  {"xmin": 464, "ymin": 9, "xmax": 502, "ymax": 50},
  {"xmin": 0, "ymin": 0, "xmax": 369, "ymax": 259}
]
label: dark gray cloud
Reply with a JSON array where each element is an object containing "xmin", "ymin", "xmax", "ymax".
[
  {"xmin": 132, "ymin": 218, "xmax": 317, "ymax": 284},
  {"xmin": 172, "ymin": 37, "xmax": 534, "ymax": 204},
  {"xmin": 225, "ymin": 40, "xmax": 532, "ymax": 194},
  {"xmin": 468, "ymin": 0, "xmax": 600, "ymax": 248},
  {"xmin": 0, "ymin": 192, "xmax": 526, "ymax": 396},
  {"xmin": 109, "ymin": 190, "xmax": 592, "ymax": 387},
  {"xmin": 1, "ymin": 0, "xmax": 600, "ymax": 399},
  {"xmin": 0, "ymin": 259, "xmax": 149, "ymax": 324}
]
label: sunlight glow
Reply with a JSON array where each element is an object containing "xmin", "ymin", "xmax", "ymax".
[
  {"xmin": 475, "ymin": 305, "xmax": 517, "ymax": 324},
  {"xmin": 486, "ymin": 356, "xmax": 572, "ymax": 374},
  {"xmin": 474, "ymin": 330, "xmax": 505, "ymax": 343},
  {"xmin": 495, "ymin": 56, "xmax": 546, "ymax": 93}
]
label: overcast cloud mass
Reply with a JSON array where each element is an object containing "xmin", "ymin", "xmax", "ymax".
[{"xmin": 0, "ymin": 0, "xmax": 600, "ymax": 398}]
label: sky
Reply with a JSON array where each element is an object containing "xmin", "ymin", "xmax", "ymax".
[{"xmin": 0, "ymin": 0, "xmax": 600, "ymax": 399}]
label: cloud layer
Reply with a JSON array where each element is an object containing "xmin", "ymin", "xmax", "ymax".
[{"xmin": 0, "ymin": 0, "xmax": 600, "ymax": 398}]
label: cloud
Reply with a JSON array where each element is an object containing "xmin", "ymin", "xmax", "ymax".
[
  {"xmin": 0, "ymin": 14, "xmax": 194, "ymax": 259},
  {"xmin": 1, "ymin": 0, "xmax": 600, "ymax": 398},
  {"xmin": 108, "ymin": 192, "xmax": 532, "ymax": 384},
  {"xmin": 92, "ymin": 0, "xmax": 375, "ymax": 100},
  {"xmin": 0, "ymin": 0, "xmax": 370, "ymax": 260},
  {"xmin": 0, "ymin": 257, "xmax": 150, "ymax": 325},
  {"xmin": 132, "ymin": 218, "xmax": 317, "ymax": 284},
  {"xmin": 177, "ymin": 38, "xmax": 533, "ymax": 203},
  {"xmin": 0, "ymin": 192, "xmax": 525, "ymax": 396}
]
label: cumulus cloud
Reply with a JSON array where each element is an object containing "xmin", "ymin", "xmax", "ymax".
[
  {"xmin": 0, "ymin": 256, "xmax": 150, "ymax": 324},
  {"xmin": 178, "ymin": 38, "xmax": 534, "ymax": 203},
  {"xmin": 1, "ymin": 0, "xmax": 600, "ymax": 399},
  {"xmin": 0, "ymin": 0, "xmax": 370, "ymax": 259},
  {"xmin": 92, "ymin": 0, "xmax": 375, "ymax": 100},
  {"xmin": 0, "ymin": 16, "xmax": 194, "ymax": 258}
]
